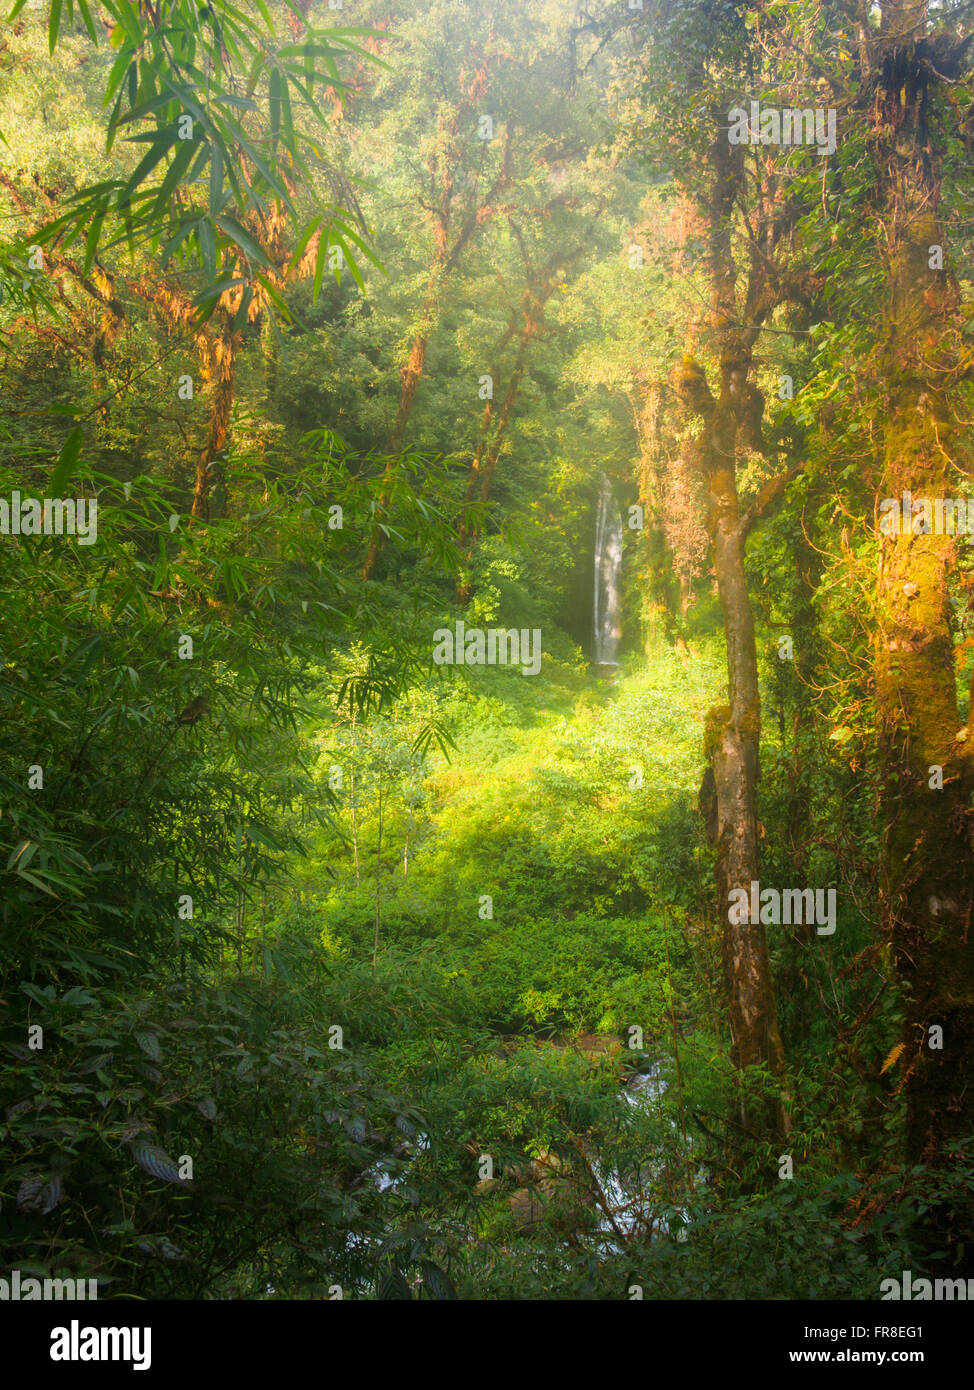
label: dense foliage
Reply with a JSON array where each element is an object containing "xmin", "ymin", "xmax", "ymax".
[{"xmin": 0, "ymin": 0, "xmax": 971, "ymax": 1300}]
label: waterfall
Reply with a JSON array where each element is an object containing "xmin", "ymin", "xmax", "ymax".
[{"xmin": 593, "ymin": 472, "xmax": 622, "ymax": 666}]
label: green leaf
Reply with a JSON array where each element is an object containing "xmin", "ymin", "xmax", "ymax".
[
  {"xmin": 377, "ymin": 1270, "xmax": 412, "ymax": 1300},
  {"xmin": 208, "ymin": 139, "xmax": 224, "ymax": 217},
  {"xmin": 253, "ymin": 0, "xmax": 275, "ymax": 33},
  {"xmin": 134, "ymin": 1030, "xmax": 161, "ymax": 1061},
  {"xmin": 255, "ymin": 272, "xmax": 292, "ymax": 323},
  {"xmin": 48, "ymin": 0, "xmax": 63, "ymax": 55},
  {"xmin": 75, "ymin": 0, "xmax": 99, "ymax": 42},
  {"xmin": 114, "ymin": 0, "xmax": 144, "ymax": 48},
  {"xmin": 213, "ymin": 92, "xmax": 259, "ymax": 113},
  {"xmin": 51, "ymin": 427, "xmax": 83, "ymax": 497},
  {"xmin": 119, "ymin": 131, "xmax": 178, "ymax": 203},
  {"xmin": 104, "ymin": 48, "xmax": 137, "ymax": 109},
  {"xmin": 312, "ymin": 230, "xmax": 329, "ymax": 302},
  {"xmin": 420, "ymin": 1261, "xmax": 458, "ymax": 1301},
  {"xmin": 8, "ymin": 839, "xmax": 37, "ymax": 871},
  {"xmin": 216, "ymin": 214, "xmax": 272, "ymax": 268},
  {"xmin": 83, "ymin": 208, "xmax": 107, "ymax": 277},
  {"xmin": 286, "ymin": 213, "xmax": 321, "ymax": 274},
  {"xmin": 17, "ymin": 1175, "xmax": 63, "ymax": 1214},
  {"xmin": 269, "ymin": 67, "xmax": 281, "ymax": 142},
  {"xmin": 14, "ymin": 870, "xmax": 59, "ymax": 898},
  {"xmin": 131, "ymin": 1142, "xmax": 186, "ymax": 1185},
  {"xmin": 145, "ymin": 137, "xmax": 198, "ymax": 223},
  {"xmin": 159, "ymin": 217, "xmax": 197, "ymax": 268},
  {"xmin": 198, "ymin": 219, "xmax": 217, "ymax": 280}
]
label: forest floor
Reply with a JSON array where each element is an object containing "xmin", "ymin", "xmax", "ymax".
[{"xmin": 285, "ymin": 640, "xmax": 741, "ymax": 1296}]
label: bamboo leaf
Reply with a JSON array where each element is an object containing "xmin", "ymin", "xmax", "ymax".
[
  {"xmin": 216, "ymin": 214, "xmax": 272, "ymax": 268},
  {"xmin": 48, "ymin": 0, "xmax": 63, "ymax": 55},
  {"xmin": 51, "ymin": 427, "xmax": 83, "ymax": 497}
]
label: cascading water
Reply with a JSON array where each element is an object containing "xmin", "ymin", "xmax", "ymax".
[{"xmin": 593, "ymin": 471, "xmax": 623, "ymax": 666}]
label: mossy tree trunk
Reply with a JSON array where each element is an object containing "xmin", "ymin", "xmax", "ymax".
[
  {"xmin": 680, "ymin": 123, "xmax": 796, "ymax": 1142},
  {"xmin": 691, "ymin": 388, "xmax": 789, "ymax": 1140},
  {"xmin": 872, "ymin": 2, "xmax": 974, "ymax": 1185}
]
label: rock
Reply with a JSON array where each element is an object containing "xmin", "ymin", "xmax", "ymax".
[
  {"xmin": 507, "ymin": 1187, "xmax": 544, "ymax": 1229},
  {"xmin": 575, "ymin": 1033, "xmax": 622, "ymax": 1060},
  {"xmin": 529, "ymin": 1149, "xmax": 562, "ymax": 1180}
]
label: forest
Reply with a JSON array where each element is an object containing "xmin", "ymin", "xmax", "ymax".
[{"xmin": 0, "ymin": 0, "xmax": 972, "ymax": 1309}]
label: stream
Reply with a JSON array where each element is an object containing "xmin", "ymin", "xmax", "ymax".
[{"xmin": 365, "ymin": 1055, "xmax": 692, "ymax": 1249}]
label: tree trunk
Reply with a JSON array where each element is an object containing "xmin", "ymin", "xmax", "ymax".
[
  {"xmin": 682, "ymin": 124, "xmax": 791, "ymax": 1141},
  {"xmin": 872, "ymin": 2, "xmax": 974, "ymax": 1186}
]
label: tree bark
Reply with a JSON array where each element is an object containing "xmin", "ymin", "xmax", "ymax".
[
  {"xmin": 872, "ymin": 1, "xmax": 974, "ymax": 1182},
  {"xmin": 682, "ymin": 123, "xmax": 791, "ymax": 1141}
]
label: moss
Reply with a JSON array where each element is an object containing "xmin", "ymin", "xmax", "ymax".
[
  {"xmin": 703, "ymin": 703, "xmax": 730, "ymax": 761},
  {"xmin": 739, "ymin": 696, "xmax": 761, "ymax": 746}
]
